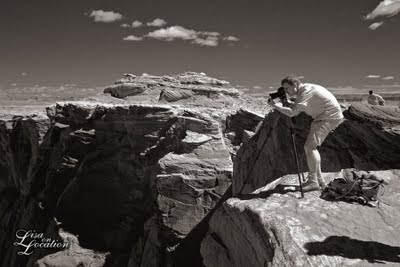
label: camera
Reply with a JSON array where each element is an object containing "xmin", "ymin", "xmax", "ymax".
[
  {"xmin": 269, "ymin": 87, "xmax": 290, "ymax": 107},
  {"xmin": 269, "ymin": 86, "xmax": 287, "ymax": 100}
]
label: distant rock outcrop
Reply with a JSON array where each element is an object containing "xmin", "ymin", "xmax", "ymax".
[
  {"xmin": 103, "ymin": 72, "xmax": 240, "ymax": 100},
  {"xmin": 104, "ymin": 83, "xmax": 147, "ymax": 98}
]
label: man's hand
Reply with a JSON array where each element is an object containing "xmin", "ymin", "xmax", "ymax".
[{"xmin": 267, "ymin": 98, "xmax": 276, "ymax": 107}]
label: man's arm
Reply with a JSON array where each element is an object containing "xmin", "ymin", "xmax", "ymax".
[
  {"xmin": 268, "ymin": 99, "xmax": 302, "ymax": 117},
  {"xmin": 377, "ymin": 95, "xmax": 385, "ymax": 106}
]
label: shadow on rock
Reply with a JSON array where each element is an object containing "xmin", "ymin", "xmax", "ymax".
[
  {"xmin": 304, "ymin": 236, "xmax": 400, "ymax": 264},
  {"xmin": 236, "ymin": 184, "xmax": 299, "ymax": 200}
]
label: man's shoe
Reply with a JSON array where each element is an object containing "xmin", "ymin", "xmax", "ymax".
[
  {"xmin": 301, "ymin": 178, "xmax": 321, "ymax": 192},
  {"xmin": 318, "ymin": 178, "xmax": 327, "ymax": 191}
]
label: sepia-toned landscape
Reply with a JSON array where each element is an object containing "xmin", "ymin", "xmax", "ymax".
[{"xmin": 1, "ymin": 0, "xmax": 400, "ymax": 266}]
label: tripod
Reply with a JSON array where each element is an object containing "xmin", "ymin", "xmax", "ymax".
[
  {"xmin": 233, "ymin": 113, "xmax": 305, "ymax": 198},
  {"xmin": 287, "ymin": 117, "xmax": 305, "ymax": 198}
]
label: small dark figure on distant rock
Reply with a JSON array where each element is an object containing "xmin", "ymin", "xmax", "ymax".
[
  {"xmin": 268, "ymin": 76, "xmax": 343, "ymax": 192},
  {"xmin": 367, "ymin": 90, "xmax": 385, "ymax": 106}
]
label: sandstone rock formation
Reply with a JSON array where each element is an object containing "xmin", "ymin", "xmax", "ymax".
[
  {"xmin": 104, "ymin": 72, "xmax": 240, "ymax": 101},
  {"xmin": 233, "ymin": 103, "xmax": 400, "ymax": 195},
  {"xmin": 1, "ymin": 72, "xmax": 399, "ymax": 267},
  {"xmin": 201, "ymin": 170, "xmax": 400, "ymax": 267},
  {"xmin": 104, "ymin": 83, "xmax": 147, "ymax": 98},
  {"xmin": 0, "ymin": 112, "xmax": 51, "ymax": 267},
  {"xmin": 0, "ymin": 99, "xmax": 235, "ymax": 267},
  {"xmin": 200, "ymin": 103, "xmax": 400, "ymax": 266}
]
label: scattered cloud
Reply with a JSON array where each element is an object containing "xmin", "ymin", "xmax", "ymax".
[
  {"xmin": 11, "ymin": 83, "xmax": 17, "ymax": 86},
  {"xmin": 121, "ymin": 20, "xmax": 143, "ymax": 28},
  {"xmin": 366, "ymin": 74, "xmax": 381, "ymax": 78},
  {"xmin": 21, "ymin": 72, "xmax": 28, "ymax": 76},
  {"xmin": 298, "ymin": 75, "xmax": 305, "ymax": 79},
  {"xmin": 223, "ymin": 36, "xmax": 239, "ymax": 41},
  {"xmin": 199, "ymin": 31, "xmax": 221, "ymax": 37},
  {"xmin": 382, "ymin": 76, "xmax": 395, "ymax": 80},
  {"xmin": 123, "ymin": 35, "xmax": 143, "ymax": 41},
  {"xmin": 253, "ymin": 85, "xmax": 263, "ymax": 90},
  {"xmin": 144, "ymin": 26, "xmax": 237, "ymax": 47},
  {"xmin": 115, "ymin": 18, "xmax": 238, "ymax": 47},
  {"xmin": 192, "ymin": 36, "xmax": 219, "ymax": 47},
  {"xmin": 146, "ymin": 26, "xmax": 197, "ymax": 41},
  {"xmin": 132, "ymin": 20, "xmax": 143, "ymax": 28},
  {"xmin": 147, "ymin": 18, "xmax": 167, "ymax": 27},
  {"xmin": 142, "ymin": 73, "xmax": 150, "ymax": 76},
  {"xmin": 365, "ymin": 0, "xmax": 400, "ymax": 20},
  {"xmin": 368, "ymin": 21, "xmax": 384, "ymax": 30},
  {"xmin": 89, "ymin": 10, "xmax": 123, "ymax": 23}
]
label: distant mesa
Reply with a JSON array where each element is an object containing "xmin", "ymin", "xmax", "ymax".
[{"xmin": 103, "ymin": 72, "xmax": 240, "ymax": 100}]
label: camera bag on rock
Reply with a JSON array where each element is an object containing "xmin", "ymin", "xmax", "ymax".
[{"xmin": 321, "ymin": 169, "xmax": 387, "ymax": 206}]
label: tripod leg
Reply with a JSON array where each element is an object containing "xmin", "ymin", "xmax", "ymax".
[{"xmin": 291, "ymin": 132, "xmax": 304, "ymax": 198}]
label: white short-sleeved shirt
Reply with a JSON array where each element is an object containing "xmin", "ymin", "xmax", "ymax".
[
  {"xmin": 367, "ymin": 94, "xmax": 384, "ymax": 105},
  {"xmin": 293, "ymin": 83, "xmax": 343, "ymax": 121}
]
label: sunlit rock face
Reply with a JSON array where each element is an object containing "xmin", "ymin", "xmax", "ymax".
[
  {"xmin": 201, "ymin": 170, "xmax": 400, "ymax": 267},
  {"xmin": 200, "ymin": 104, "xmax": 400, "ymax": 267},
  {"xmin": 104, "ymin": 72, "xmax": 240, "ymax": 101}
]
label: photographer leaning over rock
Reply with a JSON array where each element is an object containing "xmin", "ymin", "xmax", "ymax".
[{"xmin": 268, "ymin": 76, "xmax": 344, "ymax": 192}]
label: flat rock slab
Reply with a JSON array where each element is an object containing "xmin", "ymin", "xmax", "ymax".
[{"xmin": 201, "ymin": 170, "xmax": 400, "ymax": 267}]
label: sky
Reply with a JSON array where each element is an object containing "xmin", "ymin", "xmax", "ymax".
[{"xmin": 1, "ymin": 0, "xmax": 400, "ymax": 94}]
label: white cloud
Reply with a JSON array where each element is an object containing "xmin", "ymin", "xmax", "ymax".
[
  {"xmin": 89, "ymin": 10, "xmax": 123, "ymax": 23},
  {"xmin": 365, "ymin": 0, "xmax": 400, "ymax": 20},
  {"xmin": 199, "ymin": 31, "xmax": 221, "ymax": 37},
  {"xmin": 120, "ymin": 20, "xmax": 143, "ymax": 28},
  {"xmin": 143, "ymin": 25, "xmax": 239, "ymax": 47},
  {"xmin": 368, "ymin": 21, "xmax": 384, "ymax": 30},
  {"xmin": 366, "ymin": 74, "xmax": 381, "ymax": 78},
  {"xmin": 11, "ymin": 83, "xmax": 17, "ymax": 86},
  {"xmin": 132, "ymin": 20, "xmax": 143, "ymax": 28},
  {"xmin": 298, "ymin": 75, "xmax": 305, "ymax": 79},
  {"xmin": 21, "ymin": 72, "xmax": 28, "ymax": 76},
  {"xmin": 382, "ymin": 76, "xmax": 395, "ymax": 80},
  {"xmin": 253, "ymin": 85, "xmax": 263, "ymax": 90},
  {"xmin": 147, "ymin": 18, "xmax": 167, "ymax": 27},
  {"xmin": 123, "ymin": 35, "xmax": 143, "ymax": 41},
  {"xmin": 142, "ymin": 73, "xmax": 150, "ymax": 76},
  {"xmin": 223, "ymin": 36, "xmax": 239, "ymax": 41},
  {"xmin": 192, "ymin": 36, "xmax": 219, "ymax": 47},
  {"xmin": 146, "ymin": 26, "xmax": 197, "ymax": 41}
]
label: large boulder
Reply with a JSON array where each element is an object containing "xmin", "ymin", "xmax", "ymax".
[
  {"xmin": 200, "ymin": 103, "xmax": 400, "ymax": 267},
  {"xmin": 104, "ymin": 83, "xmax": 147, "ymax": 98},
  {"xmin": 201, "ymin": 170, "xmax": 400, "ymax": 267}
]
